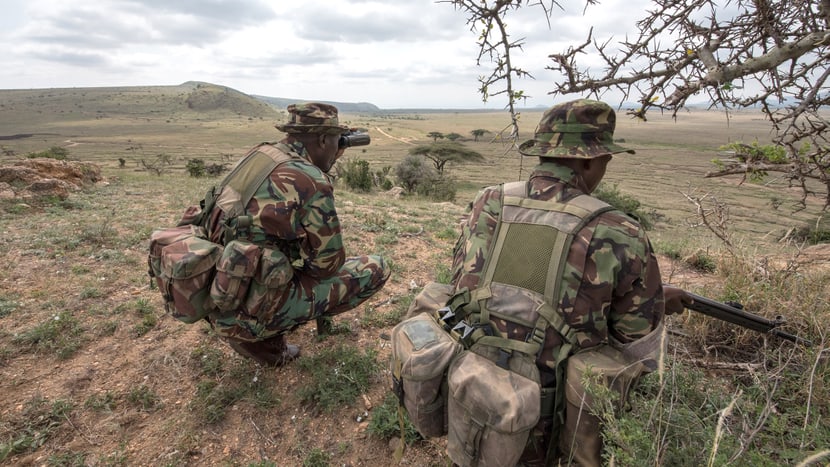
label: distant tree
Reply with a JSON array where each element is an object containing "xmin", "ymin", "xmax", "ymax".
[
  {"xmin": 141, "ymin": 155, "xmax": 172, "ymax": 176},
  {"xmin": 409, "ymin": 141, "xmax": 485, "ymax": 174},
  {"xmin": 446, "ymin": 132, "xmax": 463, "ymax": 141},
  {"xmin": 470, "ymin": 129, "xmax": 490, "ymax": 142},
  {"xmin": 427, "ymin": 131, "xmax": 445, "ymax": 142}
]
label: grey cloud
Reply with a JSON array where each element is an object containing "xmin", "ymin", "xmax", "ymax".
[
  {"xmin": 121, "ymin": 0, "xmax": 275, "ymax": 27},
  {"xmin": 224, "ymin": 42, "xmax": 340, "ymax": 68},
  {"xmin": 292, "ymin": 2, "xmax": 462, "ymax": 43},
  {"xmin": 20, "ymin": 0, "xmax": 276, "ymax": 51},
  {"xmin": 26, "ymin": 9, "xmax": 147, "ymax": 49},
  {"xmin": 28, "ymin": 49, "xmax": 111, "ymax": 67}
]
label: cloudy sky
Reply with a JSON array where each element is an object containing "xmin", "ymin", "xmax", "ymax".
[{"xmin": 0, "ymin": 0, "xmax": 648, "ymax": 109}]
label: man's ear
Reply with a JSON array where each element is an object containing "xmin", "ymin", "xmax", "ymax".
[{"xmin": 317, "ymin": 133, "xmax": 327, "ymax": 148}]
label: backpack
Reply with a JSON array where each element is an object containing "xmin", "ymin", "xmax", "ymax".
[
  {"xmin": 391, "ymin": 181, "xmax": 615, "ymax": 466},
  {"xmin": 147, "ymin": 143, "xmax": 295, "ymax": 324}
]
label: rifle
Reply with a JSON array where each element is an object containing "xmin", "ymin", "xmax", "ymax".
[{"xmin": 683, "ymin": 291, "xmax": 812, "ymax": 347}]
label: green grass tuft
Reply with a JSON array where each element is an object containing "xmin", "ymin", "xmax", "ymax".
[{"xmin": 296, "ymin": 344, "xmax": 378, "ymax": 413}]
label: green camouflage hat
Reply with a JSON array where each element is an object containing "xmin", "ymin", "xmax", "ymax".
[
  {"xmin": 518, "ymin": 99, "xmax": 634, "ymax": 159},
  {"xmin": 274, "ymin": 102, "xmax": 349, "ymax": 135}
]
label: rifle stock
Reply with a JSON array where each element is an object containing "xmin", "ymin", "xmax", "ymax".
[{"xmin": 683, "ymin": 291, "xmax": 811, "ymax": 347}]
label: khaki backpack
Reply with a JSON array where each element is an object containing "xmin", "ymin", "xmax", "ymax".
[{"xmin": 147, "ymin": 143, "xmax": 295, "ymax": 324}]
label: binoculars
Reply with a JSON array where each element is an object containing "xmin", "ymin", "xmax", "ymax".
[{"xmin": 339, "ymin": 130, "xmax": 371, "ymax": 149}]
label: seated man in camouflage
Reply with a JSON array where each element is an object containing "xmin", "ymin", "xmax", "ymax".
[
  {"xmin": 203, "ymin": 102, "xmax": 390, "ymax": 366},
  {"xmin": 449, "ymin": 99, "xmax": 688, "ymax": 465}
]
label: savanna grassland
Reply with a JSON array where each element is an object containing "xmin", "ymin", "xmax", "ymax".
[{"xmin": 0, "ymin": 83, "xmax": 827, "ymax": 466}]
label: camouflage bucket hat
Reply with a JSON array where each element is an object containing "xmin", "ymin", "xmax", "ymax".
[
  {"xmin": 274, "ymin": 102, "xmax": 349, "ymax": 135},
  {"xmin": 518, "ymin": 99, "xmax": 635, "ymax": 159}
]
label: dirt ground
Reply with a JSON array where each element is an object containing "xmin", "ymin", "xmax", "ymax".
[{"xmin": 0, "ymin": 186, "xmax": 461, "ymax": 466}]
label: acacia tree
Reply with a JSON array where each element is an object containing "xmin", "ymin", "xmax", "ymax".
[
  {"xmin": 447, "ymin": 0, "xmax": 830, "ymax": 209},
  {"xmin": 409, "ymin": 141, "xmax": 485, "ymax": 174},
  {"xmin": 471, "ymin": 129, "xmax": 490, "ymax": 141},
  {"xmin": 427, "ymin": 131, "xmax": 445, "ymax": 142}
]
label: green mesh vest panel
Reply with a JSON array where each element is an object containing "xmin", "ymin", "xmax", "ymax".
[{"xmin": 482, "ymin": 181, "xmax": 613, "ymax": 307}]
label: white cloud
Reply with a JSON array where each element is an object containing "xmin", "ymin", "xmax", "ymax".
[{"xmin": 0, "ymin": 0, "xmax": 656, "ymax": 108}]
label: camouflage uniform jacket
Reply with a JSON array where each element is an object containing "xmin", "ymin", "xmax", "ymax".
[
  {"xmin": 207, "ymin": 140, "xmax": 345, "ymax": 279},
  {"xmin": 450, "ymin": 161, "xmax": 665, "ymax": 383}
]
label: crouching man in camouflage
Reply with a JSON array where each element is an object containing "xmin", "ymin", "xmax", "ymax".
[
  {"xmin": 449, "ymin": 99, "xmax": 688, "ymax": 465},
  {"xmin": 202, "ymin": 102, "xmax": 390, "ymax": 366}
]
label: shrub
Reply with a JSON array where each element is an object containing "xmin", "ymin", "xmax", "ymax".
[
  {"xmin": 594, "ymin": 183, "xmax": 654, "ymax": 229},
  {"xmin": 395, "ymin": 155, "xmax": 437, "ymax": 193},
  {"xmin": 340, "ymin": 158, "xmax": 373, "ymax": 192},
  {"xmin": 416, "ymin": 175, "xmax": 456, "ymax": 202},
  {"xmin": 186, "ymin": 158, "xmax": 206, "ymax": 177},
  {"xmin": 26, "ymin": 146, "xmax": 68, "ymax": 160},
  {"xmin": 375, "ymin": 166, "xmax": 394, "ymax": 190},
  {"xmin": 789, "ymin": 216, "xmax": 830, "ymax": 245},
  {"xmin": 205, "ymin": 162, "xmax": 228, "ymax": 177}
]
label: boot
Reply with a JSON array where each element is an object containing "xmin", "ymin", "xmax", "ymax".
[{"xmin": 228, "ymin": 335, "xmax": 300, "ymax": 367}]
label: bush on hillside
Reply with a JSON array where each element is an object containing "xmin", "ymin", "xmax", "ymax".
[
  {"xmin": 337, "ymin": 158, "xmax": 370, "ymax": 192},
  {"xmin": 594, "ymin": 183, "xmax": 656, "ymax": 230},
  {"xmin": 395, "ymin": 154, "xmax": 437, "ymax": 194},
  {"xmin": 26, "ymin": 146, "xmax": 69, "ymax": 160}
]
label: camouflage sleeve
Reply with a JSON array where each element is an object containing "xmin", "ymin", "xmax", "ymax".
[
  {"xmin": 249, "ymin": 161, "xmax": 345, "ymax": 279},
  {"xmin": 565, "ymin": 210, "xmax": 664, "ymax": 347},
  {"xmin": 450, "ymin": 186, "xmax": 502, "ymax": 292}
]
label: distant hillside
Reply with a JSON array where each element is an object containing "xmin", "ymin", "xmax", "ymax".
[
  {"xmin": 0, "ymin": 83, "xmax": 386, "ymax": 129},
  {"xmin": 252, "ymin": 95, "xmax": 380, "ymax": 113},
  {"xmin": 0, "ymin": 82, "xmax": 281, "ymax": 125},
  {"xmin": 182, "ymin": 82, "xmax": 280, "ymax": 117}
]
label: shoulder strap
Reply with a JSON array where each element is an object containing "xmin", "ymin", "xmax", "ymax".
[
  {"xmin": 232, "ymin": 143, "xmax": 294, "ymax": 216},
  {"xmin": 193, "ymin": 143, "xmax": 295, "ymax": 241}
]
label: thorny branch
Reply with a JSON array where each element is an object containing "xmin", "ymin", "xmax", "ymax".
[
  {"xmin": 682, "ymin": 187, "xmax": 734, "ymax": 249},
  {"xmin": 447, "ymin": 0, "xmax": 830, "ymax": 206},
  {"xmin": 442, "ymin": 0, "xmax": 569, "ymax": 174}
]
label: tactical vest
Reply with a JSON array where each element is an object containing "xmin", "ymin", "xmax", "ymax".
[{"xmin": 443, "ymin": 180, "xmax": 615, "ymax": 465}]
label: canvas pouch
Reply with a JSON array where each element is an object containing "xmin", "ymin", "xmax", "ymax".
[
  {"xmin": 243, "ymin": 246, "xmax": 294, "ymax": 318},
  {"xmin": 148, "ymin": 224, "xmax": 222, "ymax": 323},
  {"xmin": 446, "ymin": 343, "xmax": 541, "ymax": 467},
  {"xmin": 210, "ymin": 239, "xmax": 261, "ymax": 313},
  {"xmin": 559, "ymin": 322, "xmax": 665, "ymax": 465},
  {"xmin": 391, "ymin": 312, "xmax": 463, "ymax": 437}
]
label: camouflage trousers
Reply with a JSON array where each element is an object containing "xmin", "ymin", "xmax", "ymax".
[{"xmin": 210, "ymin": 255, "xmax": 389, "ymax": 341}]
